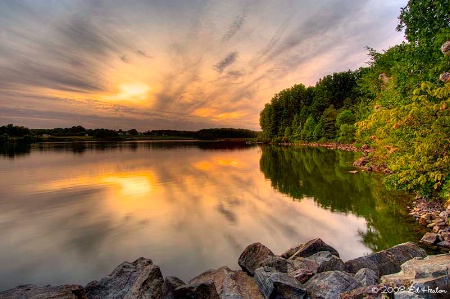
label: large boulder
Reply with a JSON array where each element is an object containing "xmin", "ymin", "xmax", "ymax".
[
  {"xmin": 281, "ymin": 238, "xmax": 340, "ymax": 259},
  {"xmin": 189, "ymin": 266, "xmax": 264, "ymax": 299},
  {"xmin": 0, "ymin": 284, "xmax": 88, "ymax": 299},
  {"xmin": 85, "ymin": 257, "xmax": 163, "ymax": 299},
  {"xmin": 306, "ymin": 251, "xmax": 345, "ymax": 273},
  {"xmin": 162, "ymin": 276, "xmax": 185, "ymax": 299},
  {"xmin": 344, "ymin": 242, "xmax": 427, "ymax": 276},
  {"xmin": 172, "ymin": 282, "xmax": 220, "ymax": 299},
  {"xmin": 261, "ymin": 256, "xmax": 289, "ymax": 273},
  {"xmin": 254, "ymin": 267, "xmax": 308, "ymax": 299},
  {"xmin": 304, "ymin": 271, "xmax": 361, "ymax": 299},
  {"xmin": 238, "ymin": 243, "xmax": 274, "ymax": 276},
  {"xmin": 382, "ymin": 254, "xmax": 450, "ymax": 298}
]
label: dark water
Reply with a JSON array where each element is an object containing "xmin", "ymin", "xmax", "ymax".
[{"xmin": 0, "ymin": 142, "xmax": 424, "ymax": 291}]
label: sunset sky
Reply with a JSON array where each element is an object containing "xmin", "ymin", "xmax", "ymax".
[{"xmin": 0, "ymin": 0, "xmax": 407, "ymax": 131}]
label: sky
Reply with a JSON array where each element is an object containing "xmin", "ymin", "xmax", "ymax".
[{"xmin": 0, "ymin": 0, "xmax": 408, "ymax": 131}]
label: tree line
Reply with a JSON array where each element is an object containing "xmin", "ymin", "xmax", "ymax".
[
  {"xmin": 0, "ymin": 124, "xmax": 258, "ymax": 143},
  {"xmin": 259, "ymin": 0, "xmax": 450, "ymax": 199}
]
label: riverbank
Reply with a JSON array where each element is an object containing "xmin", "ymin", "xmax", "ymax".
[{"xmin": 1, "ymin": 238, "xmax": 449, "ymax": 299}]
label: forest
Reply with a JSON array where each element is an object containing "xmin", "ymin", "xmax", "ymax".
[{"xmin": 259, "ymin": 0, "xmax": 450, "ymax": 200}]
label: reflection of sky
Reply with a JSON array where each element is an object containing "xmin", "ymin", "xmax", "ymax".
[
  {"xmin": 0, "ymin": 0, "xmax": 407, "ymax": 130},
  {"xmin": 0, "ymin": 143, "xmax": 371, "ymax": 290}
]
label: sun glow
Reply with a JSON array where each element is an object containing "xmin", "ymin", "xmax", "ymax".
[{"xmin": 105, "ymin": 82, "xmax": 151, "ymax": 104}]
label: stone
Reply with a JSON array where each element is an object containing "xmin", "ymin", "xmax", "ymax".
[
  {"xmin": 0, "ymin": 284, "xmax": 88, "ymax": 299},
  {"xmin": 354, "ymin": 268, "xmax": 378, "ymax": 287},
  {"xmin": 394, "ymin": 291, "xmax": 424, "ymax": 299},
  {"xmin": 353, "ymin": 157, "xmax": 370, "ymax": 167},
  {"xmin": 304, "ymin": 271, "xmax": 361, "ymax": 299},
  {"xmin": 172, "ymin": 282, "xmax": 220, "ymax": 299},
  {"xmin": 436, "ymin": 241, "xmax": 450, "ymax": 250},
  {"xmin": 281, "ymin": 238, "xmax": 340, "ymax": 259},
  {"xmin": 291, "ymin": 269, "xmax": 315, "ymax": 284},
  {"xmin": 85, "ymin": 257, "xmax": 163, "ymax": 299},
  {"xmin": 442, "ymin": 41, "xmax": 450, "ymax": 56},
  {"xmin": 189, "ymin": 266, "xmax": 264, "ymax": 299},
  {"xmin": 238, "ymin": 242, "xmax": 274, "ymax": 276},
  {"xmin": 344, "ymin": 242, "xmax": 427, "ymax": 276},
  {"xmin": 162, "ymin": 276, "xmax": 185, "ymax": 299},
  {"xmin": 254, "ymin": 267, "xmax": 308, "ymax": 299},
  {"xmin": 382, "ymin": 254, "xmax": 450, "ymax": 298},
  {"xmin": 306, "ymin": 251, "xmax": 345, "ymax": 273},
  {"xmin": 339, "ymin": 284, "xmax": 387, "ymax": 299},
  {"xmin": 261, "ymin": 256, "xmax": 289, "ymax": 273},
  {"xmin": 420, "ymin": 232, "xmax": 440, "ymax": 245}
]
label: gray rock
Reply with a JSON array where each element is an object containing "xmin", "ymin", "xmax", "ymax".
[
  {"xmin": 394, "ymin": 291, "xmax": 425, "ymax": 299},
  {"xmin": 238, "ymin": 243, "xmax": 274, "ymax": 276},
  {"xmin": 304, "ymin": 271, "xmax": 361, "ymax": 299},
  {"xmin": 85, "ymin": 257, "xmax": 163, "ymax": 299},
  {"xmin": 290, "ymin": 269, "xmax": 315, "ymax": 284},
  {"xmin": 382, "ymin": 254, "xmax": 450, "ymax": 298},
  {"xmin": 254, "ymin": 267, "xmax": 307, "ymax": 299},
  {"xmin": 0, "ymin": 284, "xmax": 88, "ymax": 299},
  {"xmin": 339, "ymin": 284, "xmax": 387, "ymax": 299},
  {"xmin": 189, "ymin": 266, "xmax": 264, "ymax": 299},
  {"xmin": 281, "ymin": 238, "xmax": 340, "ymax": 259},
  {"xmin": 306, "ymin": 251, "xmax": 345, "ymax": 273},
  {"xmin": 262, "ymin": 256, "xmax": 289, "ymax": 273},
  {"xmin": 344, "ymin": 242, "xmax": 427, "ymax": 276},
  {"xmin": 288, "ymin": 257, "xmax": 319, "ymax": 274},
  {"xmin": 354, "ymin": 268, "xmax": 378, "ymax": 287},
  {"xmin": 162, "ymin": 276, "xmax": 185, "ymax": 299},
  {"xmin": 173, "ymin": 282, "xmax": 220, "ymax": 299},
  {"xmin": 436, "ymin": 241, "xmax": 450, "ymax": 250},
  {"xmin": 421, "ymin": 232, "xmax": 440, "ymax": 245}
]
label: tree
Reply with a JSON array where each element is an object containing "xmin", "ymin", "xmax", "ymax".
[{"xmin": 397, "ymin": 0, "xmax": 450, "ymax": 45}]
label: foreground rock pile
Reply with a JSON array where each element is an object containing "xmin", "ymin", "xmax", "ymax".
[{"xmin": 1, "ymin": 238, "xmax": 449, "ymax": 299}]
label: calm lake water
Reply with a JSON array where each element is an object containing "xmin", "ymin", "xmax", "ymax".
[{"xmin": 0, "ymin": 141, "xmax": 424, "ymax": 291}]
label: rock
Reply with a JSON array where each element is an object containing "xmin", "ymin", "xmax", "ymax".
[
  {"xmin": 189, "ymin": 266, "xmax": 264, "ymax": 299},
  {"xmin": 440, "ymin": 232, "xmax": 450, "ymax": 241},
  {"xmin": 442, "ymin": 41, "xmax": 450, "ymax": 56},
  {"xmin": 382, "ymin": 254, "xmax": 450, "ymax": 298},
  {"xmin": 288, "ymin": 257, "xmax": 319, "ymax": 274},
  {"xmin": 419, "ymin": 215, "xmax": 428, "ymax": 226},
  {"xmin": 172, "ymin": 282, "xmax": 220, "ymax": 299},
  {"xmin": 85, "ymin": 257, "xmax": 163, "ymax": 299},
  {"xmin": 162, "ymin": 276, "xmax": 185, "ymax": 299},
  {"xmin": 339, "ymin": 284, "xmax": 387, "ymax": 299},
  {"xmin": 281, "ymin": 238, "xmax": 340, "ymax": 259},
  {"xmin": 421, "ymin": 232, "xmax": 440, "ymax": 245},
  {"xmin": 394, "ymin": 291, "xmax": 424, "ymax": 299},
  {"xmin": 439, "ymin": 72, "xmax": 450, "ymax": 83},
  {"xmin": 0, "ymin": 284, "xmax": 88, "ymax": 299},
  {"xmin": 254, "ymin": 267, "xmax": 308, "ymax": 299},
  {"xmin": 262, "ymin": 256, "xmax": 289, "ymax": 273},
  {"xmin": 436, "ymin": 241, "xmax": 450, "ymax": 250},
  {"xmin": 291, "ymin": 269, "xmax": 315, "ymax": 284},
  {"xmin": 304, "ymin": 271, "xmax": 361, "ymax": 299},
  {"xmin": 344, "ymin": 242, "xmax": 427, "ymax": 276},
  {"xmin": 354, "ymin": 268, "xmax": 378, "ymax": 287},
  {"xmin": 353, "ymin": 157, "xmax": 370, "ymax": 167},
  {"xmin": 306, "ymin": 251, "xmax": 345, "ymax": 273},
  {"xmin": 238, "ymin": 243, "xmax": 274, "ymax": 276},
  {"xmin": 348, "ymin": 170, "xmax": 358, "ymax": 174}
]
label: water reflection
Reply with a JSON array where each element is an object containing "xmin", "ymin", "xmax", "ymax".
[
  {"xmin": 0, "ymin": 142, "xmax": 424, "ymax": 291},
  {"xmin": 259, "ymin": 146, "xmax": 425, "ymax": 250}
]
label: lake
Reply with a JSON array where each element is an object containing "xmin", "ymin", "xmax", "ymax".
[{"xmin": 0, "ymin": 141, "xmax": 424, "ymax": 291}]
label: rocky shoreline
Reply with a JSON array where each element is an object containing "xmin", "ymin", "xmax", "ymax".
[{"xmin": 1, "ymin": 238, "xmax": 449, "ymax": 299}]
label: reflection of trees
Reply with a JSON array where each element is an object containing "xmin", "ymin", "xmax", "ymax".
[
  {"xmin": 0, "ymin": 143, "xmax": 31, "ymax": 158},
  {"xmin": 259, "ymin": 146, "xmax": 425, "ymax": 251}
]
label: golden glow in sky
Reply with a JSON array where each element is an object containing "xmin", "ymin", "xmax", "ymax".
[{"xmin": 0, "ymin": 0, "xmax": 408, "ymax": 130}]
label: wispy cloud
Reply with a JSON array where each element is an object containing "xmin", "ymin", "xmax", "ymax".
[{"xmin": 0, "ymin": 0, "xmax": 408, "ymax": 130}]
